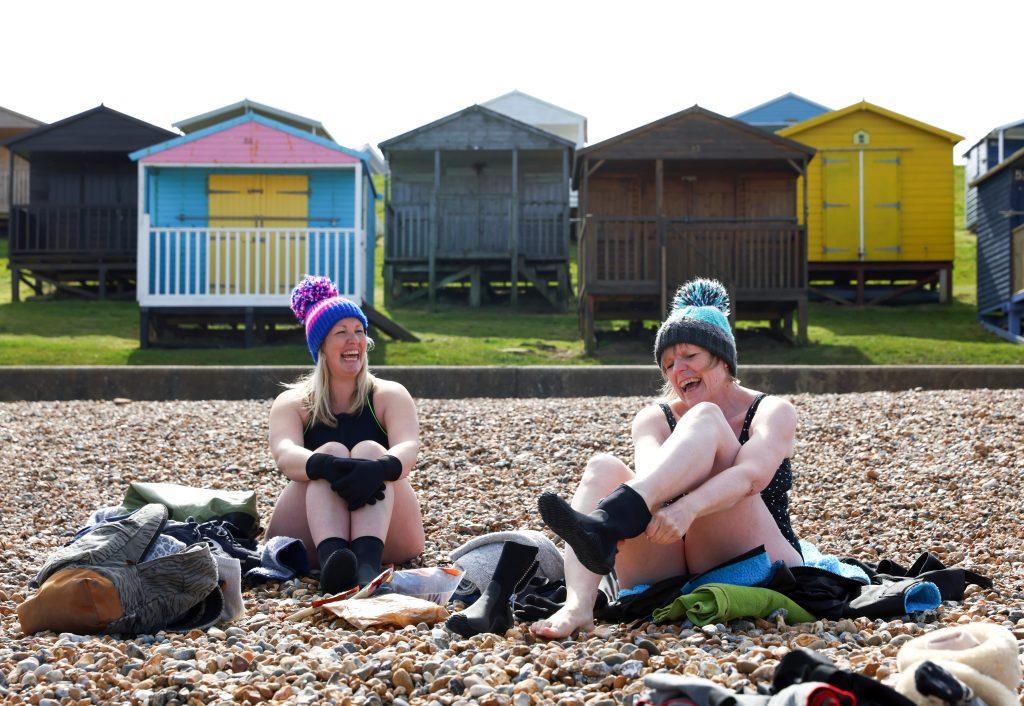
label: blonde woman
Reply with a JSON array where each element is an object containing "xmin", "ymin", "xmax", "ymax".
[{"xmin": 266, "ymin": 275, "xmax": 423, "ymax": 593}]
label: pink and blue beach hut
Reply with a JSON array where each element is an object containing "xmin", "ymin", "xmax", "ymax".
[{"xmin": 129, "ymin": 114, "xmax": 378, "ymax": 346}]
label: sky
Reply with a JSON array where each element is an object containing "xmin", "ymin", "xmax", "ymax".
[{"xmin": 5, "ymin": 0, "xmax": 1020, "ymax": 162}]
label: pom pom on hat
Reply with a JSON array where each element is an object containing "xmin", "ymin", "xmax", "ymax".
[
  {"xmin": 672, "ymin": 278, "xmax": 731, "ymax": 316},
  {"xmin": 654, "ymin": 277, "xmax": 737, "ymax": 375},
  {"xmin": 290, "ymin": 274, "xmax": 339, "ymax": 323}
]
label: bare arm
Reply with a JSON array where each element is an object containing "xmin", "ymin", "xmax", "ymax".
[
  {"xmin": 377, "ymin": 382, "xmax": 419, "ymax": 480},
  {"xmin": 680, "ymin": 397, "xmax": 796, "ymax": 520},
  {"xmin": 268, "ymin": 390, "xmax": 316, "ymax": 482}
]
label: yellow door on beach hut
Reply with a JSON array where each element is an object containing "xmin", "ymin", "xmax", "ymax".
[
  {"xmin": 208, "ymin": 174, "xmax": 308, "ymax": 294},
  {"xmin": 821, "ymin": 152, "xmax": 858, "ymax": 261},
  {"xmin": 863, "ymin": 151, "xmax": 901, "ymax": 260},
  {"xmin": 779, "ymin": 101, "xmax": 962, "ymax": 264}
]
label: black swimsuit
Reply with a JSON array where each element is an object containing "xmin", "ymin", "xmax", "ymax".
[
  {"xmin": 303, "ymin": 389, "xmax": 389, "ymax": 451},
  {"xmin": 659, "ymin": 393, "xmax": 802, "ymax": 556}
]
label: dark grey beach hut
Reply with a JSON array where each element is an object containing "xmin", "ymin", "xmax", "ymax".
[
  {"xmin": 4, "ymin": 105, "xmax": 174, "ymax": 300},
  {"xmin": 968, "ymin": 148, "xmax": 1024, "ymax": 343},
  {"xmin": 379, "ymin": 105, "xmax": 575, "ymax": 308}
]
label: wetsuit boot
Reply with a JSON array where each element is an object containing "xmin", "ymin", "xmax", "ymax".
[
  {"xmin": 538, "ymin": 484, "xmax": 651, "ymax": 575},
  {"xmin": 446, "ymin": 541, "xmax": 539, "ymax": 638}
]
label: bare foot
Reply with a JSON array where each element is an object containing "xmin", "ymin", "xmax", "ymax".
[{"xmin": 530, "ymin": 603, "xmax": 594, "ymax": 639}]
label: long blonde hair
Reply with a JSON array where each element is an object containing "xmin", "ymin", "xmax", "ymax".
[{"xmin": 289, "ymin": 337, "xmax": 376, "ymax": 428}]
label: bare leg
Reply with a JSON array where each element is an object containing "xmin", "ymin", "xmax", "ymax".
[
  {"xmin": 267, "ymin": 441, "xmax": 352, "ymax": 567},
  {"xmin": 348, "ymin": 440, "xmax": 395, "ymax": 541},
  {"xmin": 303, "ymin": 442, "xmax": 353, "ymax": 557},
  {"xmin": 625, "ymin": 403, "xmax": 802, "ymax": 572},
  {"xmin": 531, "ymin": 454, "xmax": 687, "ymax": 639},
  {"xmin": 628, "ymin": 402, "xmax": 742, "ymax": 508},
  {"xmin": 345, "ymin": 440, "xmax": 425, "ymax": 563}
]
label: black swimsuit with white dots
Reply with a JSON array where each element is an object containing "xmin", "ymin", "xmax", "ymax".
[{"xmin": 659, "ymin": 393, "xmax": 802, "ymax": 557}]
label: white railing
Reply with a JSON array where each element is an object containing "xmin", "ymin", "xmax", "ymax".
[{"xmin": 137, "ymin": 216, "xmax": 366, "ymax": 307}]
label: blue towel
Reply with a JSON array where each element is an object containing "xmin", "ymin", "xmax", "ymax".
[
  {"xmin": 244, "ymin": 536, "xmax": 310, "ymax": 584},
  {"xmin": 904, "ymin": 582, "xmax": 941, "ymax": 613},
  {"xmin": 799, "ymin": 541, "xmax": 870, "ymax": 584},
  {"xmin": 618, "ymin": 583, "xmax": 652, "ymax": 599},
  {"xmin": 680, "ymin": 547, "xmax": 779, "ymax": 595}
]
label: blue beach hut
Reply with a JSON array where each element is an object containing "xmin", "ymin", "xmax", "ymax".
[
  {"xmin": 968, "ymin": 148, "xmax": 1024, "ymax": 343},
  {"xmin": 964, "ymin": 119, "xmax": 1024, "ymax": 229},
  {"xmin": 733, "ymin": 93, "xmax": 832, "ymax": 133}
]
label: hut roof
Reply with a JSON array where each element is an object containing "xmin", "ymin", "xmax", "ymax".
[
  {"xmin": 970, "ymin": 145, "xmax": 1024, "ymax": 188},
  {"xmin": 130, "ymin": 114, "xmax": 376, "ymax": 196},
  {"xmin": 778, "ymin": 101, "xmax": 964, "ymax": 143},
  {"xmin": 173, "ymin": 99, "xmax": 332, "ymax": 141},
  {"xmin": 576, "ymin": 105, "xmax": 815, "ymax": 172},
  {"xmin": 379, "ymin": 104, "xmax": 575, "ymax": 154},
  {"xmin": 732, "ymin": 93, "xmax": 831, "ymax": 129},
  {"xmin": 3, "ymin": 105, "xmax": 175, "ymax": 157},
  {"xmin": 0, "ymin": 105, "xmax": 44, "ymax": 131}
]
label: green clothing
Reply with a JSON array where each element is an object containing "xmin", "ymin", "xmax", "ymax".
[
  {"xmin": 119, "ymin": 482, "xmax": 257, "ymax": 523},
  {"xmin": 652, "ymin": 582, "xmax": 815, "ymax": 626}
]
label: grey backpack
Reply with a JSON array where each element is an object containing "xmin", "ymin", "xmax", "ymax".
[{"xmin": 20, "ymin": 504, "xmax": 222, "ymax": 635}]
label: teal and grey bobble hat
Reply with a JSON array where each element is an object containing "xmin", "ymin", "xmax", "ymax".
[{"xmin": 653, "ymin": 278, "xmax": 737, "ymax": 375}]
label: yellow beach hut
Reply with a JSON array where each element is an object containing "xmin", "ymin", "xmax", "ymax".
[{"xmin": 778, "ymin": 101, "xmax": 963, "ymax": 304}]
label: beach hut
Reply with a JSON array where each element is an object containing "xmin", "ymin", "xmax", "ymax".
[
  {"xmin": 173, "ymin": 99, "xmax": 334, "ymax": 140},
  {"xmin": 0, "ymin": 105, "xmax": 44, "ymax": 237},
  {"xmin": 964, "ymin": 119, "xmax": 1024, "ymax": 229},
  {"xmin": 733, "ymin": 93, "xmax": 832, "ymax": 133},
  {"xmin": 968, "ymin": 148, "xmax": 1024, "ymax": 343},
  {"xmin": 778, "ymin": 101, "xmax": 963, "ymax": 305},
  {"xmin": 482, "ymin": 90, "xmax": 586, "ymax": 147},
  {"xmin": 4, "ymin": 105, "xmax": 175, "ymax": 301},
  {"xmin": 575, "ymin": 105, "xmax": 815, "ymax": 352},
  {"xmin": 379, "ymin": 104, "xmax": 575, "ymax": 309},
  {"xmin": 130, "ymin": 113, "xmax": 413, "ymax": 347}
]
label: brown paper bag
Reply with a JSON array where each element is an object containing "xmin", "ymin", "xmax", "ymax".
[{"xmin": 323, "ymin": 593, "xmax": 449, "ymax": 628}]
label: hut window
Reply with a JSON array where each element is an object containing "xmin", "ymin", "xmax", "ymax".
[{"xmin": 853, "ymin": 130, "xmax": 870, "ymax": 146}]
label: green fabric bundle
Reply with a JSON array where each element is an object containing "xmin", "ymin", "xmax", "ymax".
[
  {"xmin": 120, "ymin": 482, "xmax": 258, "ymax": 523},
  {"xmin": 652, "ymin": 582, "xmax": 815, "ymax": 626}
]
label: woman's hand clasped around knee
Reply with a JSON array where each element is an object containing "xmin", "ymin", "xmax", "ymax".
[
  {"xmin": 330, "ymin": 455, "xmax": 404, "ymax": 511},
  {"xmin": 645, "ymin": 499, "xmax": 695, "ymax": 545}
]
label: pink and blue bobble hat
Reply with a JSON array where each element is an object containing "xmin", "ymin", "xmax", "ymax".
[{"xmin": 289, "ymin": 275, "xmax": 368, "ymax": 363}]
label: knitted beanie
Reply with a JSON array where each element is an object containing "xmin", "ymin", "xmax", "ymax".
[
  {"xmin": 289, "ymin": 275, "xmax": 369, "ymax": 363},
  {"xmin": 653, "ymin": 278, "xmax": 737, "ymax": 375}
]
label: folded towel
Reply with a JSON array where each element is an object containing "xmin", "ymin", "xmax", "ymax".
[
  {"xmin": 653, "ymin": 583, "xmax": 816, "ymax": 626},
  {"xmin": 680, "ymin": 545, "xmax": 778, "ymax": 595},
  {"xmin": 800, "ymin": 542, "xmax": 870, "ymax": 583}
]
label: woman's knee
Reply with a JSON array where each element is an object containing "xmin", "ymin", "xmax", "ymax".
[
  {"xmin": 314, "ymin": 441, "xmax": 350, "ymax": 457},
  {"xmin": 351, "ymin": 440, "xmax": 387, "ymax": 459},
  {"xmin": 581, "ymin": 453, "xmax": 632, "ymax": 488},
  {"xmin": 679, "ymin": 401, "xmax": 729, "ymax": 433}
]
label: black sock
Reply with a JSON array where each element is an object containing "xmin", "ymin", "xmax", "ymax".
[
  {"xmin": 446, "ymin": 541, "xmax": 539, "ymax": 638},
  {"xmin": 316, "ymin": 537, "xmax": 357, "ymax": 595},
  {"xmin": 538, "ymin": 484, "xmax": 651, "ymax": 575},
  {"xmin": 351, "ymin": 536, "xmax": 385, "ymax": 586}
]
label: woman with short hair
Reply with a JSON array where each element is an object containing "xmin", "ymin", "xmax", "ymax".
[
  {"xmin": 533, "ymin": 279, "xmax": 803, "ymax": 638},
  {"xmin": 266, "ymin": 276, "xmax": 423, "ymax": 594}
]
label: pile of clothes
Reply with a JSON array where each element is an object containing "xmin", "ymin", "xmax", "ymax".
[
  {"xmin": 637, "ymin": 622, "xmax": 1022, "ymax": 706},
  {"xmin": 18, "ymin": 482, "xmax": 310, "ymax": 636}
]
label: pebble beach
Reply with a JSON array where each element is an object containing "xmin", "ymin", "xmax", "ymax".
[{"xmin": 1, "ymin": 389, "xmax": 1022, "ymax": 705}]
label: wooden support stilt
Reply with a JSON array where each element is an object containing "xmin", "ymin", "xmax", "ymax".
[
  {"xmin": 582, "ymin": 295, "xmax": 596, "ymax": 355},
  {"xmin": 139, "ymin": 308, "xmax": 151, "ymax": 349},
  {"xmin": 469, "ymin": 266, "xmax": 481, "ymax": 308},
  {"xmin": 10, "ymin": 266, "xmax": 19, "ymax": 302},
  {"xmin": 797, "ymin": 297, "xmax": 808, "ymax": 345}
]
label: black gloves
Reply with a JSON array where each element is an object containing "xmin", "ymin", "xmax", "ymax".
[
  {"xmin": 330, "ymin": 455, "xmax": 403, "ymax": 511},
  {"xmin": 305, "ymin": 453, "xmax": 349, "ymax": 482},
  {"xmin": 306, "ymin": 454, "xmax": 403, "ymax": 512}
]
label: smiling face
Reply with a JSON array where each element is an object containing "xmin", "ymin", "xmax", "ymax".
[
  {"xmin": 660, "ymin": 342, "xmax": 731, "ymax": 404},
  {"xmin": 319, "ymin": 317, "xmax": 368, "ymax": 378}
]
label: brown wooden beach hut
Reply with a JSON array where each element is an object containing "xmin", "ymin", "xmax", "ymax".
[
  {"xmin": 0, "ymin": 105, "xmax": 44, "ymax": 237},
  {"xmin": 576, "ymin": 105, "xmax": 815, "ymax": 351}
]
